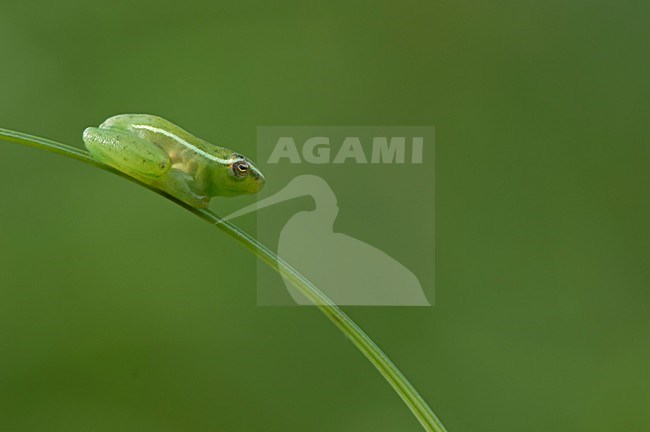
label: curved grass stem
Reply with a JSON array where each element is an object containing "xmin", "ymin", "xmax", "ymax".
[{"xmin": 0, "ymin": 127, "xmax": 448, "ymax": 432}]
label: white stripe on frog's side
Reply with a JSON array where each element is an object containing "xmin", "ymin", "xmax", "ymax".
[{"xmin": 131, "ymin": 124, "xmax": 235, "ymax": 165}]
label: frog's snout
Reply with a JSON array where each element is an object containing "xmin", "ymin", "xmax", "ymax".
[{"xmin": 251, "ymin": 168, "xmax": 266, "ymax": 192}]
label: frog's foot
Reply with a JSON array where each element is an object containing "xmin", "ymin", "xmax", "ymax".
[{"xmin": 180, "ymin": 194, "xmax": 210, "ymax": 209}]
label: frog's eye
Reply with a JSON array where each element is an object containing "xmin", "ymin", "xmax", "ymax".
[{"xmin": 232, "ymin": 160, "xmax": 249, "ymax": 177}]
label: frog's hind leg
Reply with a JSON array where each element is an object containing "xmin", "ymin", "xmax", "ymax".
[
  {"xmin": 83, "ymin": 127, "xmax": 171, "ymax": 180},
  {"xmin": 83, "ymin": 127, "xmax": 208, "ymax": 208}
]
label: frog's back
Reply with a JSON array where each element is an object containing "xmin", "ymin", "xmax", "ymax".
[{"xmin": 100, "ymin": 114, "xmax": 228, "ymax": 163}]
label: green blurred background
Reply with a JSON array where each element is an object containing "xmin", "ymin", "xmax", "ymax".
[{"xmin": 1, "ymin": 1, "xmax": 649, "ymax": 431}]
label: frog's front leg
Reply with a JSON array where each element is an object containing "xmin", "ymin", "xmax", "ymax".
[
  {"xmin": 152, "ymin": 170, "xmax": 210, "ymax": 208},
  {"xmin": 83, "ymin": 127, "xmax": 171, "ymax": 181}
]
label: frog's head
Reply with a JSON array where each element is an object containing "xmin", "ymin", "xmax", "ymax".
[{"xmin": 210, "ymin": 153, "xmax": 265, "ymax": 197}]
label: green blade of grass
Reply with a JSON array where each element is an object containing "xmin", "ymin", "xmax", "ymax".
[{"xmin": 1, "ymin": 127, "xmax": 448, "ymax": 432}]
